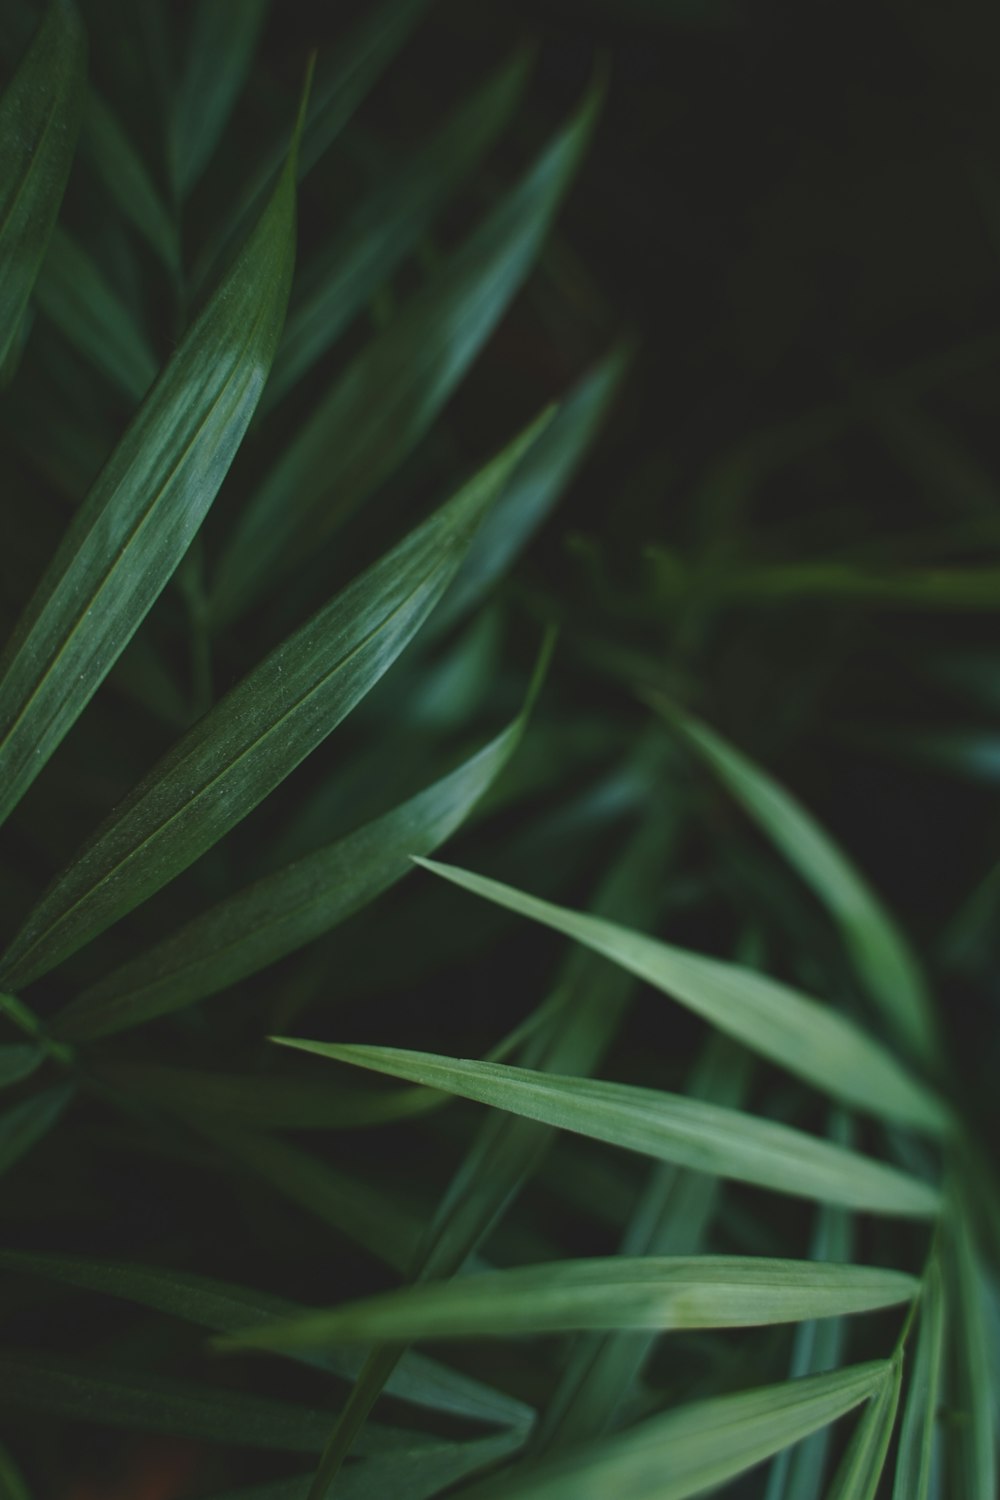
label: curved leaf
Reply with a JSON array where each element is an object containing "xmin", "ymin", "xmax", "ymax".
[
  {"xmin": 412, "ymin": 858, "xmax": 951, "ymax": 1136},
  {"xmin": 0, "ymin": 79, "xmax": 303, "ymax": 832},
  {"xmin": 272, "ymin": 1041, "xmax": 942, "ymax": 1218},
  {"xmin": 0, "ymin": 0, "xmax": 86, "ymax": 370},
  {"xmin": 2, "ymin": 411, "xmax": 547, "ymax": 990}
]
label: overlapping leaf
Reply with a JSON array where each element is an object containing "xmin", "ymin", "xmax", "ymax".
[
  {"xmin": 411, "ymin": 857, "xmax": 950, "ymax": 1134},
  {"xmin": 2, "ymin": 413, "xmax": 546, "ymax": 990},
  {"xmin": 0, "ymin": 76, "xmax": 302, "ymax": 832}
]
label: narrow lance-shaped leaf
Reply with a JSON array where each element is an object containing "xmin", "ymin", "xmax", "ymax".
[
  {"xmin": 1, "ymin": 411, "xmax": 549, "ymax": 990},
  {"xmin": 49, "ymin": 636, "xmax": 552, "ymax": 1041},
  {"xmin": 0, "ymin": 72, "xmax": 305, "ymax": 833},
  {"xmin": 266, "ymin": 49, "xmax": 532, "ymax": 409},
  {"xmin": 653, "ymin": 704, "xmax": 937, "ymax": 1061},
  {"xmin": 0, "ymin": 1441, "xmax": 30, "ymax": 1500},
  {"xmin": 80, "ymin": 88, "xmax": 180, "ymax": 276},
  {"xmin": 0, "ymin": 1044, "xmax": 42, "ymax": 1090},
  {"xmin": 894, "ymin": 1256, "xmax": 945, "ymax": 1500},
  {"xmin": 0, "ymin": 1083, "xmax": 74, "ymax": 1177},
  {"xmin": 171, "ymin": 0, "xmax": 269, "ymax": 196},
  {"xmin": 210, "ymin": 83, "xmax": 600, "ymax": 626},
  {"xmin": 949, "ymin": 1208, "xmax": 997, "ymax": 1500},
  {"xmin": 825, "ymin": 1357, "xmax": 902, "ymax": 1500},
  {"xmin": 412, "ymin": 858, "xmax": 951, "ymax": 1136},
  {"xmin": 0, "ymin": 1250, "xmax": 533, "ymax": 1431},
  {"xmin": 35, "ymin": 226, "xmax": 158, "ymax": 403},
  {"xmin": 218, "ymin": 1256, "xmax": 918, "ymax": 1352},
  {"xmin": 0, "ymin": 0, "xmax": 86, "ymax": 370},
  {"xmin": 272, "ymin": 1042, "xmax": 942, "ymax": 1218},
  {"xmin": 452, "ymin": 1362, "xmax": 890, "ymax": 1500}
]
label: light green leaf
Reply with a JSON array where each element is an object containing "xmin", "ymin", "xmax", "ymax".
[
  {"xmin": 171, "ymin": 0, "xmax": 269, "ymax": 195},
  {"xmin": 654, "ymin": 704, "xmax": 937, "ymax": 1060},
  {"xmin": 2, "ymin": 411, "xmax": 547, "ymax": 991},
  {"xmin": 0, "ymin": 0, "xmax": 86, "ymax": 370},
  {"xmin": 272, "ymin": 1042, "xmax": 942, "ymax": 1218},
  {"xmin": 0, "ymin": 83, "xmax": 302, "ymax": 838},
  {"xmin": 894, "ymin": 1257, "xmax": 945, "ymax": 1500},
  {"xmin": 0, "ymin": 1250, "xmax": 532, "ymax": 1431},
  {"xmin": 825, "ymin": 1357, "xmax": 902, "ymax": 1500},
  {"xmin": 210, "ymin": 85, "xmax": 600, "ymax": 626},
  {"xmin": 266, "ymin": 49, "xmax": 532, "ymax": 408},
  {"xmin": 219, "ymin": 1256, "xmax": 917, "ymax": 1352},
  {"xmin": 80, "ymin": 88, "xmax": 180, "ymax": 276},
  {"xmin": 35, "ymin": 226, "xmax": 158, "ymax": 402},
  {"xmin": 0, "ymin": 1083, "xmax": 73, "ymax": 1176},
  {"xmin": 51, "ymin": 638, "xmax": 550, "ymax": 1039},
  {"xmin": 0, "ymin": 1044, "xmax": 42, "ymax": 1090},
  {"xmin": 412, "ymin": 858, "xmax": 951, "ymax": 1136},
  {"xmin": 455, "ymin": 1362, "xmax": 889, "ymax": 1500}
]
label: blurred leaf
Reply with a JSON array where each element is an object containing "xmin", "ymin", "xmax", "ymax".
[
  {"xmin": 412, "ymin": 857, "xmax": 950, "ymax": 1135},
  {"xmin": 273, "ymin": 1042, "xmax": 942, "ymax": 1217},
  {"xmin": 949, "ymin": 1207, "xmax": 998, "ymax": 1499},
  {"xmin": 80, "ymin": 88, "xmax": 180, "ymax": 276},
  {"xmin": 266, "ymin": 49, "xmax": 532, "ymax": 408},
  {"xmin": 454, "ymin": 1362, "xmax": 889, "ymax": 1500},
  {"xmin": 0, "ymin": 1045, "xmax": 42, "ymax": 1090},
  {"xmin": 210, "ymin": 85, "xmax": 600, "ymax": 625},
  {"xmin": 171, "ymin": 0, "xmax": 269, "ymax": 196},
  {"xmin": 0, "ymin": 1442, "xmax": 30, "ymax": 1500},
  {"xmin": 825, "ymin": 1357, "xmax": 902, "ymax": 1500},
  {"xmin": 0, "ymin": 0, "xmax": 86, "ymax": 371},
  {"xmin": 35, "ymin": 226, "xmax": 158, "ymax": 402},
  {"xmin": 51, "ymin": 637, "xmax": 550, "ymax": 1039},
  {"xmin": 4, "ymin": 412, "xmax": 546, "ymax": 991},
  {"xmin": 0, "ymin": 1083, "xmax": 73, "ymax": 1176},
  {"xmin": 220, "ymin": 1256, "xmax": 917, "ymax": 1351},
  {"xmin": 893, "ymin": 1256, "xmax": 945, "ymax": 1500},
  {"xmin": 0, "ymin": 1249, "xmax": 533, "ymax": 1430},
  {"xmin": 656, "ymin": 705, "xmax": 938, "ymax": 1062},
  {"xmin": 0, "ymin": 85, "xmax": 301, "ymax": 836}
]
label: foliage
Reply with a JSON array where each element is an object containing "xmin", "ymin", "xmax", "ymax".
[{"xmin": 0, "ymin": 1, "xmax": 998, "ymax": 1497}]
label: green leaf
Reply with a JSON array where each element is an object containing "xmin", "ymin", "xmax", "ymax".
[
  {"xmin": 272, "ymin": 1042, "xmax": 942, "ymax": 1218},
  {"xmin": 171, "ymin": 0, "xmax": 269, "ymax": 196},
  {"xmin": 411, "ymin": 858, "xmax": 951, "ymax": 1136},
  {"xmin": 0, "ymin": 0, "xmax": 86, "ymax": 370},
  {"xmin": 34, "ymin": 226, "xmax": 158, "ymax": 402},
  {"xmin": 266, "ymin": 49, "xmax": 532, "ymax": 408},
  {"xmin": 2, "ymin": 410, "xmax": 547, "ymax": 991},
  {"xmin": 80, "ymin": 88, "xmax": 180, "ymax": 276},
  {"xmin": 0, "ymin": 1083, "xmax": 73, "ymax": 1176},
  {"xmin": 50, "ymin": 638, "xmax": 550, "ymax": 1039},
  {"xmin": 209, "ymin": 85, "xmax": 600, "ymax": 626},
  {"xmin": 0, "ymin": 1044, "xmax": 42, "ymax": 1090},
  {"xmin": 893, "ymin": 1257, "xmax": 945, "ymax": 1500},
  {"xmin": 0, "ymin": 1442, "xmax": 30, "ymax": 1500},
  {"xmin": 654, "ymin": 705, "xmax": 938, "ymax": 1061},
  {"xmin": 0, "ymin": 1250, "xmax": 533, "ymax": 1431},
  {"xmin": 825, "ymin": 1357, "xmax": 902, "ymax": 1500},
  {"xmin": 455, "ymin": 1362, "xmax": 889, "ymax": 1500},
  {"xmin": 949, "ymin": 1209, "xmax": 997, "ymax": 1500},
  {"xmin": 0, "ymin": 82, "xmax": 302, "ymax": 838},
  {"xmin": 218, "ymin": 1256, "xmax": 917, "ymax": 1352}
]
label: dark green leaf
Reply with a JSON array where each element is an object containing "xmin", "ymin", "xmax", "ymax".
[
  {"xmin": 0, "ymin": 0, "xmax": 86, "ymax": 370},
  {"xmin": 0, "ymin": 83, "xmax": 301, "ymax": 834},
  {"xmin": 893, "ymin": 1257, "xmax": 945, "ymax": 1500},
  {"xmin": 210, "ymin": 86, "xmax": 600, "ymax": 625},
  {"xmin": 171, "ymin": 0, "xmax": 269, "ymax": 195},
  {"xmin": 0, "ymin": 1044, "xmax": 42, "ymax": 1090},
  {"xmin": 80, "ymin": 88, "xmax": 180, "ymax": 276},
  {"xmin": 0, "ymin": 1083, "xmax": 73, "ymax": 1176}
]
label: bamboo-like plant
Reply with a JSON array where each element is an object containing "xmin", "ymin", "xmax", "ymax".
[{"xmin": 0, "ymin": 3, "xmax": 997, "ymax": 1498}]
